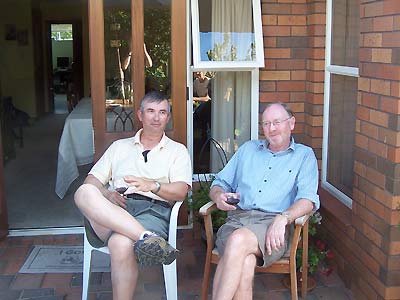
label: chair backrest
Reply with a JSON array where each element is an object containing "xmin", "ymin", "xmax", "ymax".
[{"xmin": 82, "ymin": 200, "xmax": 183, "ymax": 300}]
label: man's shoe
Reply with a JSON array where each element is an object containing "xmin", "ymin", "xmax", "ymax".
[{"xmin": 134, "ymin": 235, "xmax": 178, "ymax": 266}]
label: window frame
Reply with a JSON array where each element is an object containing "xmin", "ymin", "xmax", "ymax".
[
  {"xmin": 322, "ymin": 0, "xmax": 359, "ymax": 208},
  {"xmin": 190, "ymin": 0, "xmax": 264, "ymax": 69}
]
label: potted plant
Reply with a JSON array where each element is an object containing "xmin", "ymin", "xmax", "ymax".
[
  {"xmin": 189, "ymin": 176, "xmax": 227, "ymax": 234},
  {"xmin": 284, "ymin": 212, "xmax": 335, "ymax": 291}
]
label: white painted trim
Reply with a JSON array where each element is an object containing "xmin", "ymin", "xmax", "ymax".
[
  {"xmin": 251, "ymin": 69, "xmax": 260, "ymax": 140},
  {"xmin": 8, "ymin": 227, "xmax": 84, "ymax": 237},
  {"xmin": 191, "ymin": 0, "xmax": 264, "ymax": 69},
  {"xmin": 322, "ymin": 0, "xmax": 359, "ymax": 208}
]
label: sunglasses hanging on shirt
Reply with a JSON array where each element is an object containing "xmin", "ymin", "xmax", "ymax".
[{"xmin": 142, "ymin": 150, "xmax": 150, "ymax": 163}]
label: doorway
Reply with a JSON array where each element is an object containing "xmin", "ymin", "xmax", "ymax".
[{"xmin": 4, "ymin": 20, "xmax": 85, "ymax": 233}]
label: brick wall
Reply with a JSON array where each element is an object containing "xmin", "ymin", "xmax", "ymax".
[{"xmin": 261, "ymin": 0, "xmax": 400, "ymax": 299}]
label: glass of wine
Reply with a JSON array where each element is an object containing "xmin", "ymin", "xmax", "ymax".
[{"xmin": 113, "ymin": 177, "xmax": 128, "ymax": 195}]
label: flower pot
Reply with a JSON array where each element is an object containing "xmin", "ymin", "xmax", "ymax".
[{"xmin": 282, "ymin": 272, "xmax": 316, "ymax": 293}]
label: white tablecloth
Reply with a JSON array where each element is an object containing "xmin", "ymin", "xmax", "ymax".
[
  {"xmin": 55, "ymin": 98, "xmax": 95, "ymax": 199},
  {"xmin": 55, "ymin": 98, "xmax": 134, "ymax": 198}
]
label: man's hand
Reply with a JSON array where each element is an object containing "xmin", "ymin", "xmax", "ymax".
[
  {"xmin": 123, "ymin": 175, "xmax": 154, "ymax": 192},
  {"xmin": 214, "ymin": 191, "xmax": 240, "ymax": 211},
  {"xmin": 265, "ymin": 215, "xmax": 288, "ymax": 255},
  {"xmin": 106, "ymin": 190, "xmax": 128, "ymax": 209}
]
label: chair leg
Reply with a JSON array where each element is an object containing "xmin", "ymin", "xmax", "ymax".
[
  {"xmin": 201, "ymin": 257, "xmax": 212, "ymax": 300},
  {"xmin": 290, "ymin": 261, "xmax": 298, "ymax": 300},
  {"xmin": 163, "ymin": 261, "xmax": 177, "ymax": 300},
  {"xmin": 82, "ymin": 242, "xmax": 93, "ymax": 300}
]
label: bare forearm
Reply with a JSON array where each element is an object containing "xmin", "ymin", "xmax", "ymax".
[
  {"xmin": 209, "ymin": 185, "xmax": 225, "ymax": 203},
  {"xmin": 281, "ymin": 198, "xmax": 314, "ymax": 224},
  {"xmin": 154, "ymin": 181, "xmax": 189, "ymax": 201}
]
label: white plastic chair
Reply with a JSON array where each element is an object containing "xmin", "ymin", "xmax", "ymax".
[{"xmin": 82, "ymin": 200, "xmax": 183, "ymax": 300}]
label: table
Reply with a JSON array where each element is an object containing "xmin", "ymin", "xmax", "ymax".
[{"xmin": 55, "ymin": 98, "xmax": 133, "ymax": 199}]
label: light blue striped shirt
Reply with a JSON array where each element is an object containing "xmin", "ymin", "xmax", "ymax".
[{"xmin": 211, "ymin": 138, "xmax": 320, "ymax": 212}]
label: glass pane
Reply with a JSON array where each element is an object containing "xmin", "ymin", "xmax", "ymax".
[
  {"xmin": 193, "ymin": 71, "xmax": 251, "ymax": 173},
  {"xmin": 327, "ymin": 74, "xmax": 358, "ymax": 197},
  {"xmin": 197, "ymin": 0, "xmax": 256, "ymax": 63},
  {"xmin": 331, "ymin": 0, "xmax": 359, "ymax": 67},
  {"xmin": 104, "ymin": 0, "xmax": 134, "ymax": 132},
  {"xmin": 144, "ymin": 1, "xmax": 171, "ymax": 96}
]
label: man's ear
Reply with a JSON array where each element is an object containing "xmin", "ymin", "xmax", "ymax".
[
  {"xmin": 290, "ymin": 116, "xmax": 295, "ymax": 130},
  {"xmin": 137, "ymin": 109, "xmax": 143, "ymax": 122}
]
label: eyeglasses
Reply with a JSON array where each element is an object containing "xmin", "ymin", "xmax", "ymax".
[{"xmin": 260, "ymin": 117, "xmax": 292, "ymax": 128}]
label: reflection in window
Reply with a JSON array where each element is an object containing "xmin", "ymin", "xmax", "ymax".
[
  {"xmin": 327, "ymin": 75, "xmax": 357, "ymax": 198},
  {"xmin": 331, "ymin": 0, "xmax": 359, "ymax": 67},
  {"xmin": 198, "ymin": 0, "xmax": 255, "ymax": 63},
  {"xmin": 193, "ymin": 71, "xmax": 251, "ymax": 173}
]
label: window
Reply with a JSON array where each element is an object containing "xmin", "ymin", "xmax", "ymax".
[
  {"xmin": 322, "ymin": 0, "xmax": 359, "ymax": 208},
  {"xmin": 191, "ymin": 0, "xmax": 264, "ymax": 69}
]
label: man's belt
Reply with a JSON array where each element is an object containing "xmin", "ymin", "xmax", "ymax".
[{"xmin": 126, "ymin": 193, "xmax": 171, "ymax": 209}]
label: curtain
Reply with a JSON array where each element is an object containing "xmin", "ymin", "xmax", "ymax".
[{"xmin": 210, "ymin": 0, "xmax": 252, "ymax": 172}]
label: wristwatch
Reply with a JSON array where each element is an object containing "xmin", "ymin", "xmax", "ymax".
[
  {"xmin": 152, "ymin": 181, "xmax": 161, "ymax": 194},
  {"xmin": 280, "ymin": 211, "xmax": 292, "ymax": 224}
]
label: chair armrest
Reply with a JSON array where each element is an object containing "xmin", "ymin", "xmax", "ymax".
[
  {"xmin": 167, "ymin": 201, "xmax": 183, "ymax": 248},
  {"xmin": 294, "ymin": 213, "xmax": 312, "ymax": 226},
  {"xmin": 199, "ymin": 200, "xmax": 217, "ymax": 216}
]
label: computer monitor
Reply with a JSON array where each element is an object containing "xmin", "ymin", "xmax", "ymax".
[{"xmin": 57, "ymin": 57, "xmax": 69, "ymax": 69}]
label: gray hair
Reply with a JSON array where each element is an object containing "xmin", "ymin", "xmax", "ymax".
[
  {"xmin": 140, "ymin": 91, "xmax": 171, "ymax": 113},
  {"xmin": 264, "ymin": 102, "xmax": 294, "ymax": 118}
]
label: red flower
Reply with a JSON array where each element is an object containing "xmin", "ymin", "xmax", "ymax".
[
  {"xmin": 326, "ymin": 250, "xmax": 335, "ymax": 260},
  {"xmin": 315, "ymin": 239, "xmax": 326, "ymax": 251}
]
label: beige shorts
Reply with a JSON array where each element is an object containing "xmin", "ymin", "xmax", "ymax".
[{"xmin": 215, "ymin": 209, "xmax": 291, "ymax": 267}]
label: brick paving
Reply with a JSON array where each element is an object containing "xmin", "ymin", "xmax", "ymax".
[{"xmin": 0, "ymin": 225, "xmax": 354, "ymax": 300}]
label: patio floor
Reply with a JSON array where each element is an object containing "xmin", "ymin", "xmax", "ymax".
[{"xmin": 0, "ymin": 224, "xmax": 354, "ymax": 300}]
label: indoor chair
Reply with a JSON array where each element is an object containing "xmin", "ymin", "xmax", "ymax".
[
  {"xmin": 199, "ymin": 201, "xmax": 311, "ymax": 300},
  {"xmin": 82, "ymin": 200, "xmax": 183, "ymax": 300}
]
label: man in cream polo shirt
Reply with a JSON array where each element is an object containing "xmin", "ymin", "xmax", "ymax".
[{"xmin": 74, "ymin": 91, "xmax": 192, "ymax": 300}]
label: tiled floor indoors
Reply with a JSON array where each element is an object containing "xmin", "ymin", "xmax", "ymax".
[{"xmin": 0, "ymin": 223, "xmax": 354, "ymax": 300}]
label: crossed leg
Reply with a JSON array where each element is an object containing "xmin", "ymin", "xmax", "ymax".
[
  {"xmin": 212, "ymin": 228, "xmax": 261, "ymax": 300},
  {"xmin": 75, "ymin": 183, "xmax": 146, "ymax": 300}
]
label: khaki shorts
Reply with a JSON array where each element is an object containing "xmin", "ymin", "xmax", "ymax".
[
  {"xmin": 84, "ymin": 198, "xmax": 172, "ymax": 248},
  {"xmin": 215, "ymin": 209, "xmax": 291, "ymax": 267}
]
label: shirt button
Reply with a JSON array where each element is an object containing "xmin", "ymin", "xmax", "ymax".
[
  {"xmin": 269, "ymin": 167, "xmax": 271, "ymax": 169},
  {"xmin": 273, "ymin": 155, "xmax": 276, "ymax": 157},
  {"xmin": 259, "ymin": 190, "xmax": 261, "ymax": 193},
  {"xmin": 253, "ymin": 203, "xmax": 256, "ymax": 206},
  {"xmin": 264, "ymin": 180, "xmax": 267, "ymax": 182}
]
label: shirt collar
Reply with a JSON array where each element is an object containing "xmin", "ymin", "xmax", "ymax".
[
  {"xmin": 133, "ymin": 128, "xmax": 168, "ymax": 149},
  {"xmin": 260, "ymin": 137, "xmax": 296, "ymax": 153}
]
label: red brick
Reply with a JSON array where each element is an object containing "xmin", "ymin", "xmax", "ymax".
[
  {"xmin": 360, "ymin": 121, "xmax": 379, "ymax": 139},
  {"xmin": 360, "ymin": 18, "xmax": 373, "ymax": 33},
  {"xmin": 276, "ymin": 81, "xmax": 305, "ymax": 91},
  {"xmin": 306, "ymin": 70, "xmax": 324, "ymax": 82},
  {"xmin": 365, "ymin": 195, "xmax": 385, "ymax": 219},
  {"xmin": 278, "ymin": 15, "xmax": 306, "ymax": 25},
  {"xmin": 373, "ymin": 16, "xmax": 394, "ymax": 32},
  {"xmin": 264, "ymin": 37, "xmax": 277, "ymax": 47},
  {"xmin": 383, "ymin": 0, "xmax": 400, "ymax": 15},
  {"xmin": 291, "ymin": 3, "xmax": 308, "ymax": 15},
  {"xmin": 381, "ymin": 96, "xmax": 400, "ymax": 114},
  {"xmin": 363, "ymin": 1, "xmax": 384, "ymax": 17},
  {"xmin": 264, "ymin": 59, "xmax": 277, "ymax": 70},
  {"xmin": 309, "ymin": 48, "xmax": 325, "ymax": 60},
  {"xmin": 371, "ymin": 49, "xmax": 392, "ymax": 63},
  {"xmin": 307, "ymin": 13, "xmax": 325, "ymax": 25},
  {"xmin": 363, "ymin": 33, "xmax": 383, "ymax": 47},
  {"xmin": 395, "ymin": 16, "xmax": 400, "ymax": 30},
  {"xmin": 391, "ymin": 81, "xmax": 400, "ymax": 97},
  {"xmin": 359, "ymin": 48, "xmax": 372, "ymax": 62},
  {"xmin": 370, "ymin": 110, "xmax": 388, "ymax": 127},
  {"xmin": 357, "ymin": 105, "xmax": 370, "ymax": 122},
  {"xmin": 359, "ymin": 78, "xmax": 370, "ymax": 92},
  {"xmin": 276, "ymin": 59, "xmax": 305, "ymax": 69},
  {"xmin": 265, "ymin": 48, "xmax": 291, "ymax": 58},
  {"xmin": 378, "ymin": 128, "xmax": 400, "ymax": 147},
  {"xmin": 382, "ymin": 32, "xmax": 400, "ymax": 47},
  {"xmin": 259, "ymin": 92, "xmax": 290, "ymax": 102},
  {"xmin": 361, "ymin": 92, "xmax": 379, "ymax": 109},
  {"xmin": 355, "ymin": 133, "xmax": 369, "ymax": 149},
  {"xmin": 261, "ymin": 3, "xmax": 291, "ymax": 15},
  {"xmin": 387, "ymin": 146, "xmax": 400, "ymax": 163},
  {"xmin": 262, "ymin": 15, "xmax": 277, "ymax": 25},
  {"xmin": 291, "ymin": 26, "xmax": 307, "ymax": 36},
  {"xmin": 370, "ymin": 78, "xmax": 391, "ymax": 96},
  {"xmin": 263, "ymin": 25, "xmax": 291, "ymax": 36},
  {"xmin": 291, "ymin": 70, "xmax": 306, "ymax": 80},
  {"xmin": 368, "ymin": 138, "xmax": 388, "ymax": 159}
]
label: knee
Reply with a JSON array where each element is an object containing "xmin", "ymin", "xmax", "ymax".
[
  {"xmin": 227, "ymin": 229, "xmax": 252, "ymax": 248},
  {"xmin": 74, "ymin": 184, "xmax": 97, "ymax": 207},
  {"xmin": 108, "ymin": 233, "xmax": 135, "ymax": 263}
]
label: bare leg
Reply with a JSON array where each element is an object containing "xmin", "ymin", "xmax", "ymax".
[
  {"xmin": 233, "ymin": 254, "xmax": 257, "ymax": 300},
  {"xmin": 108, "ymin": 233, "xmax": 139, "ymax": 300},
  {"xmin": 212, "ymin": 228, "xmax": 261, "ymax": 300},
  {"xmin": 74, "ymin": 183, "xmax": 146, "ymax": 241}
]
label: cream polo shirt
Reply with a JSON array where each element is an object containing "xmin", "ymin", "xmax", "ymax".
[{"xmin": 89, "ymin": 129, "xmax": 192, "ymax": 202}]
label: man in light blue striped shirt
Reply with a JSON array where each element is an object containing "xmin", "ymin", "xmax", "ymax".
[{"xmin": 209, "ymin": 102, "xmax": 320, "ymax": 300}]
